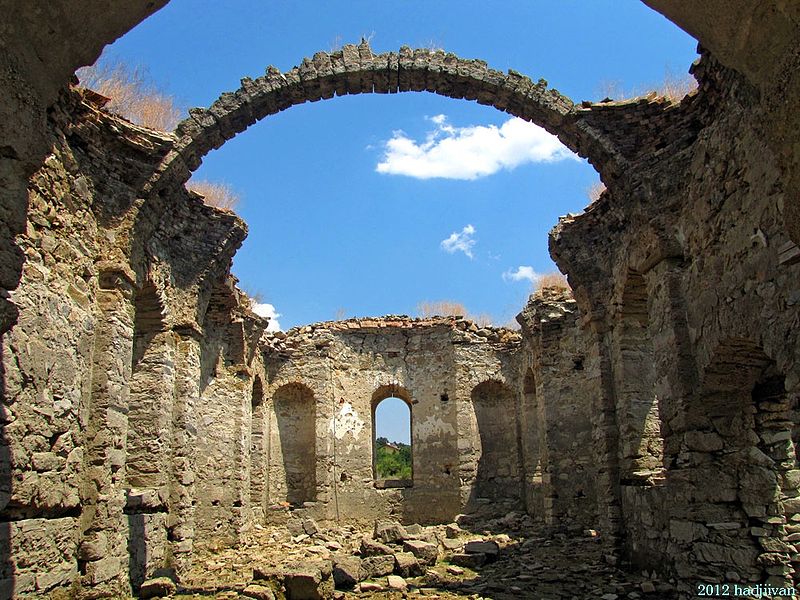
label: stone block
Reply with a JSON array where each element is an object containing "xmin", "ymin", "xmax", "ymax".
[
  {"xmin": 442, "ymin": 538, "xmax": 462, "ymax": 551},
  {"xmin": 332, "ymin": 555, "xmax": 361, "ymax": 589},
  {"xmin": 451, "ymin": 552, "xmax": 486, "ymax": 568},
  {"xmin": 139, "ymin": 577, "xmax": 177, "ymax": 598},
  {"xmin": 393, "ymin": 552, "xmax": 423, "ymax": 577},
  {"xmin": 282, "ymin": 564, "xmax": 334, "ymax": 600},
  {"xmin": 361, "ymin": 555, "xmax": 395, "ymax": 579},
  {"xmin": 373, "ymin": 519, "xmax": 408, "ymax": 544},
  {"xmin": 464, "ymin": 540, "xmax": 499, "ymax": 557},
  {"xmin": 386, "ymin": 575, "xmax": 407, "ymax": 591},
  {"xmin": 402, "ymin": 539, "xmax": 438, "ymax": 565},
  {"xmin": 243, "ymin": 584, "xmax": 276, "ymax": 600},
  {"xmin": 360, "ymin": 536, "xmax": 393, "ymax": 557}
]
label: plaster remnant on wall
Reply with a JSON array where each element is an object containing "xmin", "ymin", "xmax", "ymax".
[
  {"xmin": 330, "ymin": 402, "xmax": 365, "ymax": 442},
  {"xmin": 416, "ymin": 415, "xmax": 456, "ymax": 439}
]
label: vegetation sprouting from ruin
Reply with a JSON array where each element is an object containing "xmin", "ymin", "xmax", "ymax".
[{"xmin": 375, "ymin": 437, "xmax": 412, "ymax": 479}]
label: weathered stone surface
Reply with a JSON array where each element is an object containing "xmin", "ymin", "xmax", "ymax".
[
  {"xmin": 243, "ymin": 584, "xmax": 276, "ymax": 600},
  {"xmin": 360, "ymin": 537, "xmax": 393, "ymax": 557},
  {"xmin": 138, "ymin": 576, "xmax": 177, "ymax": 598},
  {"xmin": 373, "ymin": 520, "xmax": 409, "ymax": 544},
  {"xmin": 284, "ymin": 571, "xmax": 333, "ymax": 600},
  {"xmin": 464, "ymin": 540, "xmax": 500, "ymax": 556},
  {"xmin": 2, "ymin": 6, "xmax": 800, "ymax": 598},
  {"xmin": 393, "ymin": 552, "xmax": 423, "ymax": 577},
  {"xmin": 402, "ymin": 539, "xmax": 439, "ymax": 565},
  {"xmin": 360, "ymin": 555, "xmax": 395, "ymax": 579},
  {"xmin": 386, "ymin": 574, "xmax": 407, "ymax": 591},
  {"xmin": 332, "ymin": 556, "xmax": 361, "ymax": 589}
]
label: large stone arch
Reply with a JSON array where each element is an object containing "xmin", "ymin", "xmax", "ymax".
[{"xmin": 145, "ymin": 41, "xmax": 627, "ymax": 195}]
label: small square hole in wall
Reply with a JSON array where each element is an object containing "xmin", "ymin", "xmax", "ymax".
[
  {"xmin": 440, "ymin": 393, "xmax": 449, "ymax": 402},
  {"xmin": 573, "ymin": 357, "xmax": 584, "ymax": 371}
]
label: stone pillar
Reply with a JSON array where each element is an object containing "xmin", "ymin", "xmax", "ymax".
[
  {"xmin": 78, "ymin": 268, "xmax": 135, "ymax": 597},
  {"xmin": 126, "ymin": 328, "xmax": 176, "ymax": 590},
  {"xmin": 586, "ymin": 316, "xmax": 623, "ymax": 541},
  {"xmin": 645, "ymin": 260, "xmax": 699, "ymax": 463},
  {"xmin": 168, "ymin": 326, "xmax": 201, "ymax": 579},
  {"xmin": 249, "ymin": 380, "xmax": 267, "ymax": 523}
]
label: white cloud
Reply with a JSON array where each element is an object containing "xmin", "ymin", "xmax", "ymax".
[
  {"xmin": 251, "ymin": 302, "xmax": 282, "ymax": 332},
  {"xmin": 503, "ymin": 266, "xmax": 540, "ymax": 283},
  {"xmin": 441, "ymin": 224, "xmax": 476, "ymax": 258},
  {"xmin": 376, "ymin": 114, "xmax": 576, "ymax": 180}
]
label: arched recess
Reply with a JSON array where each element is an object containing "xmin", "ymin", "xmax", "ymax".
[
  {"xmin": 613, "ymin": 270, "xmax": 664, "ymax": 486},
  {"xmin": 145, "ymin": 42, "xmax": 624, "ymax": 196},
  {"xmin": 469, "ymin": 380, "xmax": 522, "ymax": 502},
  {"xmin": 520, "ymin": 368, "xmax": 546, "ymax": 515},
  {"xmin": 126, "ymin": 281, "xmax": 173, "ymax": 592},
  {"xmin": 249, "ymin": 376, "xmax": 266, "ymax": 520},
  {"xmin": 371, "ymin": 385, "xmax": 413, "ymax": 488},
  {"xmin": 268, "ymin": 382, "xmax": 317, "ymax": 505},
  {"xmin": 127, "ymin": 282, "xmax": 172, "ymax": 489},
  {"xmin": 675, "ymin": 339, "xmax": 797, "ymax": 586}
]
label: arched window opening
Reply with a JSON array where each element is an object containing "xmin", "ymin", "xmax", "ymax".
[
  {"xmin": 614, "ymin": 270, "xmax": 664, "ymax": 486},
  {"xmin": 269, "ymin": 383, "xmax": 316, "ymax": 505},
  {"xmin": 470, "ymin": 380, "xmax": 521, "ymax": 502},
  {"xmin": 372, "ymin": 386, "xmax": 413, "ymax": 489}
]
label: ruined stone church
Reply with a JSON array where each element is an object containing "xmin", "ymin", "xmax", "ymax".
[{"xmin": 0, "ymin": 1, "xmax": 799, "ymax": 598}]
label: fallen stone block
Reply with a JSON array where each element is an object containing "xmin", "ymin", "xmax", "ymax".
[
  {"xmin": 303, "ymin": 519, "xmax": 320, "ymax": 536},
  {"xmin": 403, "ymin": 539, "xmax": 438, "ymax": 565},
  {"xmin": 445, "ymin": 524, "xmax": 461, "ymax": 539},
  {"xmin": 393, "ymin": 552, "xmax": 423, "ymax": 577},
  {"xmin": 386, "ymin": 575, "xmax": 407, "ymax": 591},
  {"xmin": 360, "ymin": 536, "xmax": 394, "ymax": 557},
  {"xmin": 361, "ymin": 554, "xmax": 395, "ymax": 579},
  {"xmin": 464, "ymin": 540, "xmax": 499, "ymax": 557},
  {"xmin": 373, "ymin": 519, "xmax": 408, "ymax": 544},
  {"xmin": 243, "ymin": 583, "xmax": 277, "ymax": 600},
  {"xmin": 139, "ymin": 576, "xmax": 177, "ymax": 599},
  {"xmin": 254, "ymin": 561, "xmax": 334, "ymax": 600},
  {"xmin": 450, "ymin": 552, "xmax": 486, "ymax": 569},
  {"xmin": 446, "ymin": 565, "xmax": 464, "ymax": 575},
  {"xmin": 283, "ymin": 566, "xmax": 334, "ymax": 600},
  {"xmin": 332, "ymin": 555, "xmax": 362, "ymax": 589},
  {"xmin": 442, "ymin": 538, "xmax": 462, "ymax": 551},
  {"xmin": 358, "ymin": 581, "xmax": 383, "ymax": 592}
]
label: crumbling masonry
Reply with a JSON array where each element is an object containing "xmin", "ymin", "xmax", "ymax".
[{"xmin": 0, "ymin": 1, "xmax": 799, "ymax": 598}]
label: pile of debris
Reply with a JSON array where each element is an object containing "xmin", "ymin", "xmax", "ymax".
[{"xmin": 161, "ymin": 515, "xmax": 678, "ymax": 599}]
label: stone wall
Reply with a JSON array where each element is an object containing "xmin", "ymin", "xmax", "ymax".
[
  {"xmin": 0, "ymin": 89, "xmax": 267, "ymax": 596},
  {"xmin": 261, "ymin": 317, "xmax": 524, "ymax": 526},
  {"xmin": 551, "ymin": 52, "xmax": 800, "ymax": 591},
  {"xmin": 0, "ymin": 3, "xmax": 798, "ymax": 595},
  {"xmin": 517, "ymin": 290, "xmax": 599, "ymax": 532}
]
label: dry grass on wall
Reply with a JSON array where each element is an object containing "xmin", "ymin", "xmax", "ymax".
[
  {"xmin": 416, "ymin": 300, "xmax": 493, "ymax": 327},
  {"xmin": 586, "ymin": 181, "xmax": 607, "ymax": 204},
  {"xmin": 76, "ymin": 60, "xmax": 182, "ymax": 132},
  {"xmin": 535, "ymin": 272, "xmax": 570, "ymax": 292},
  {"xmin": 185, "ymin": 180, "xmax": 241, "ymax": 212},
  {"xmin": 595, "ymin": 69, "xmax": 698, "ymax": 104}
]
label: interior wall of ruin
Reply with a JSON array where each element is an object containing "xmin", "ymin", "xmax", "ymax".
[
  {"xmin": 516, "ymin": 290, "xmax": 599, "ymax": 532},
  {"xmin": 552, "ymin": 53, "xmax": 800, "ymax": 591},
  {"xmin": 262, "ymin": 319, "xmax": 526, "ymax": 526},
  {"xmin": 0, "ymin": 2, "xmax": 798, "ymax": 596},
  {"xmin": 0, "ymin": 90, "xmax": 267, "ymax": 596}
]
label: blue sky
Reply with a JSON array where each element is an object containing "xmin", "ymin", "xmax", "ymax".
[{"xmin": 103, "ymin": 1, "xmax": 698, "ymax": 332}]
